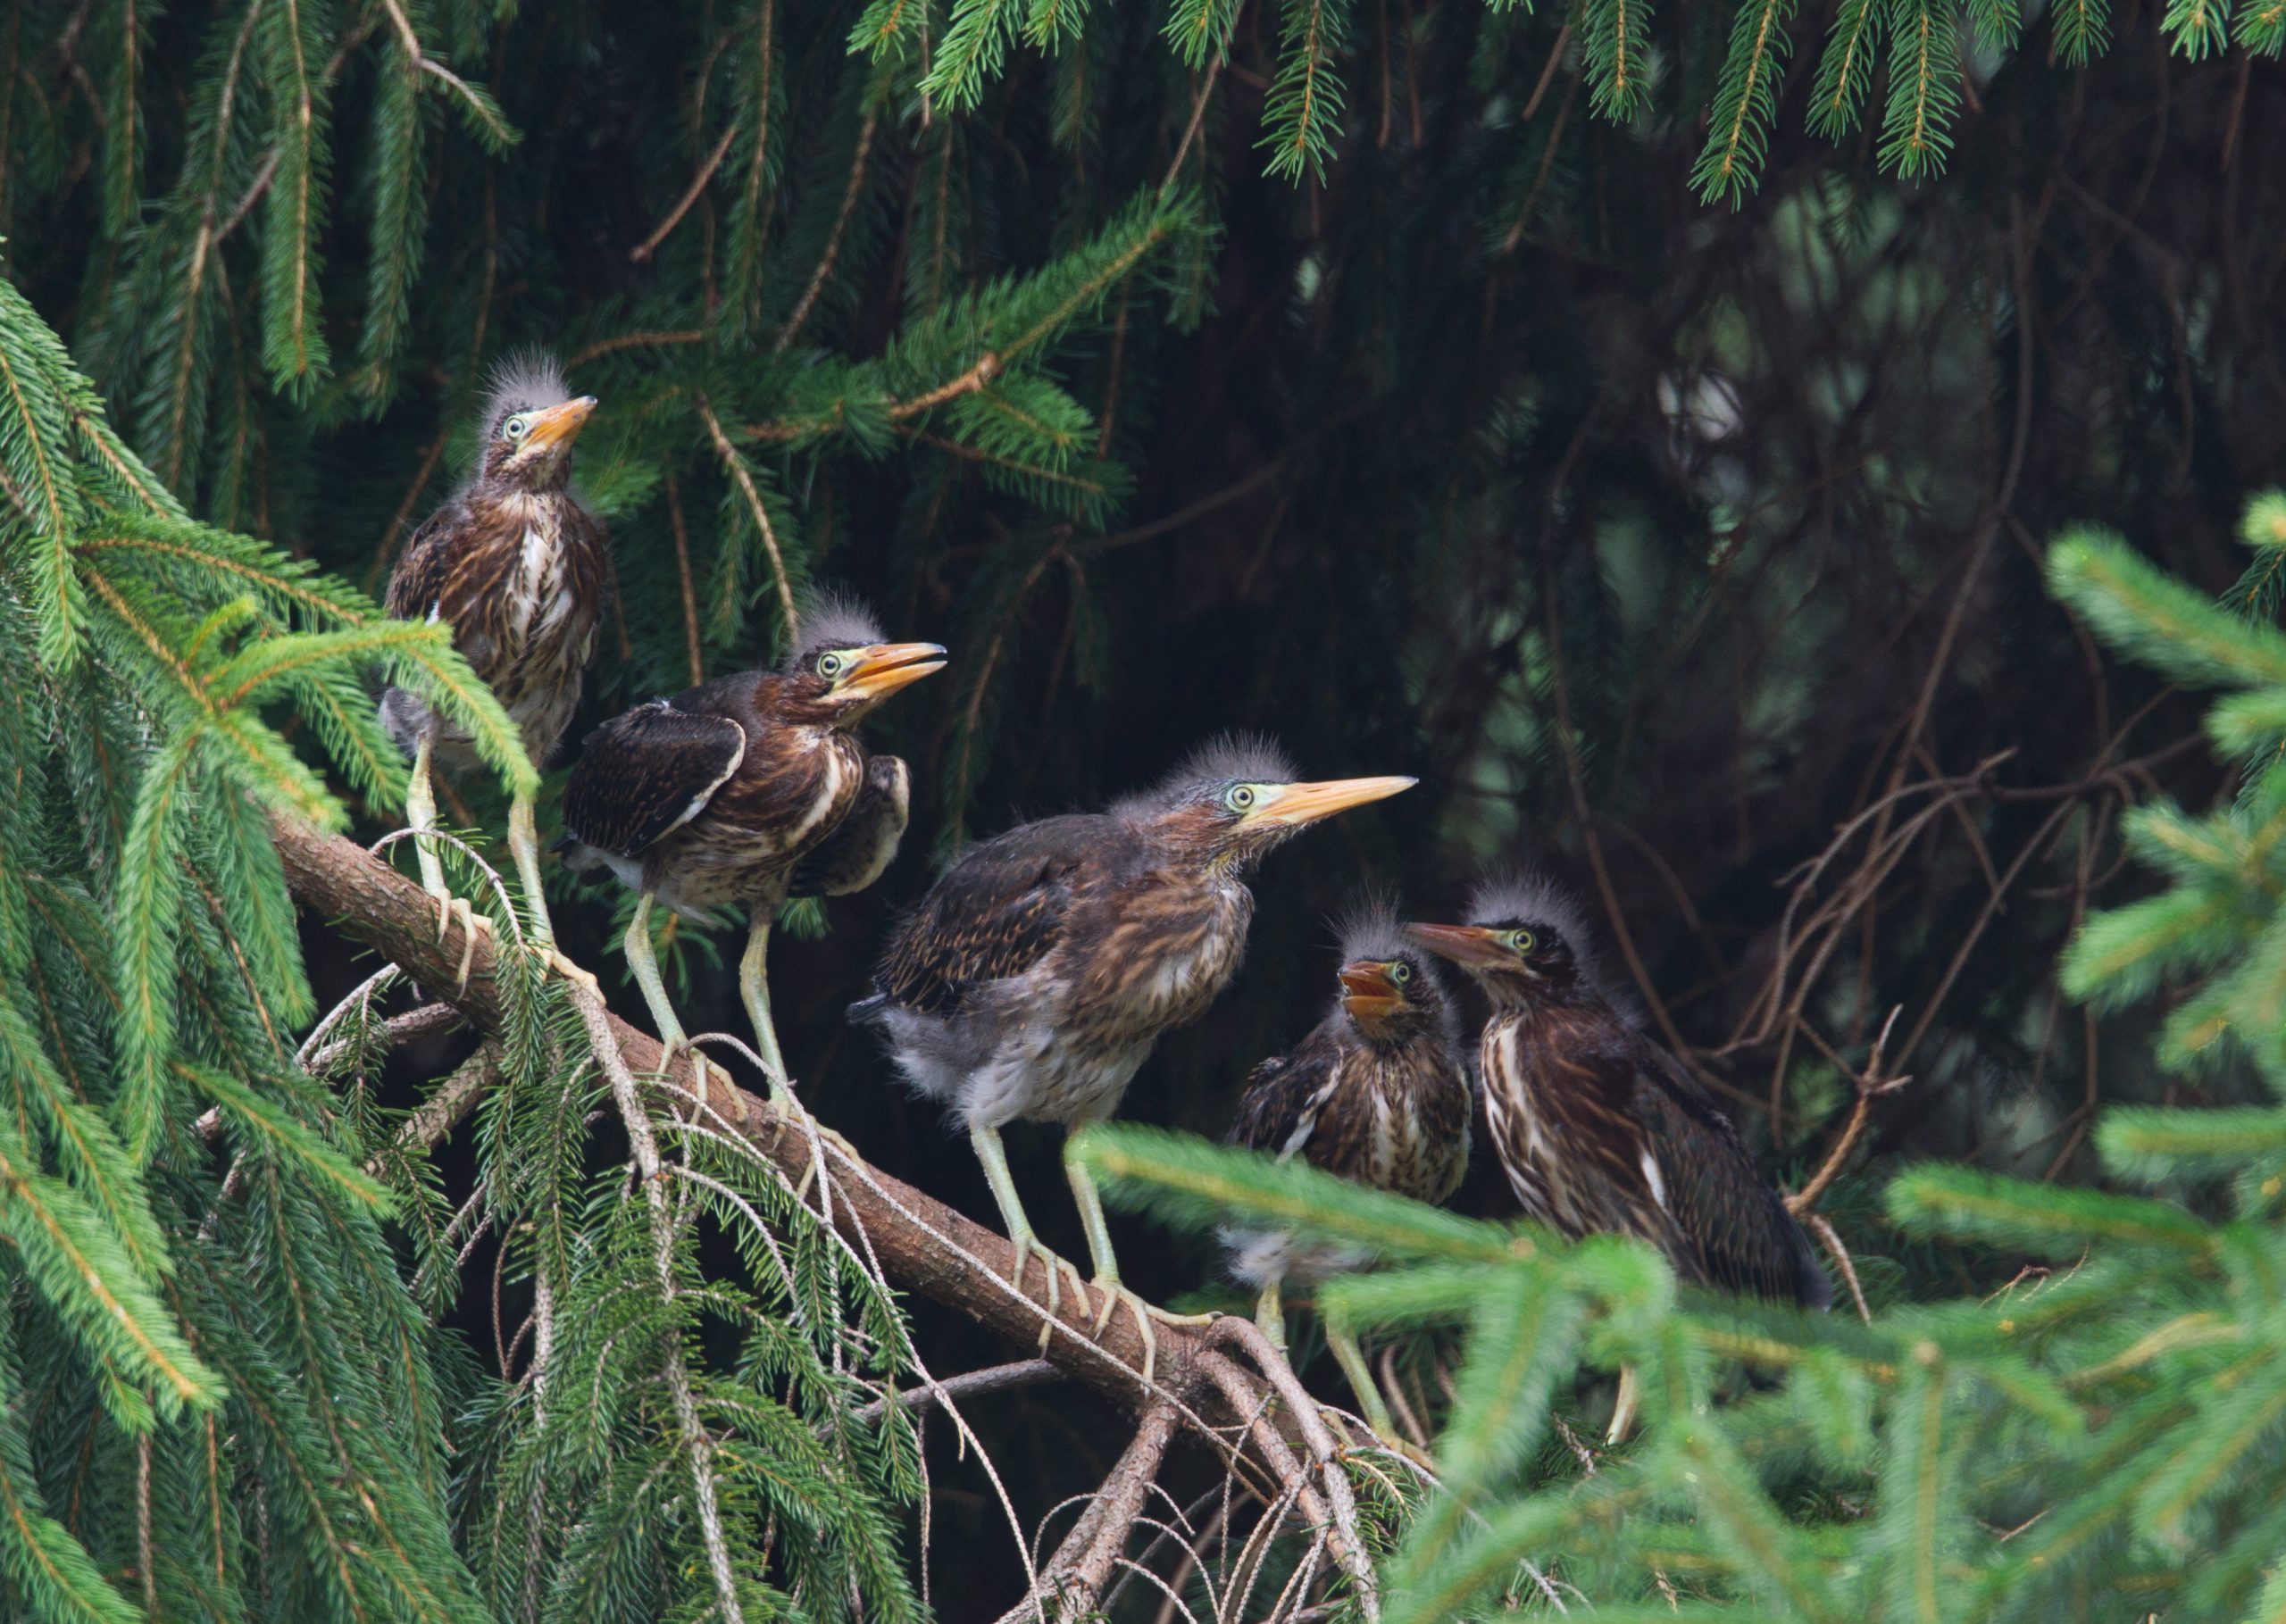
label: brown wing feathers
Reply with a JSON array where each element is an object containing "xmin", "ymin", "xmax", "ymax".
[{"xmin": 560, "ymin": 703, "xmax": 747, "ymax": 857}]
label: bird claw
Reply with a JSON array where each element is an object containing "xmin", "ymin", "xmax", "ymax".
[
  {"xmin": 1082, "ymin": 1279, "xmax": 1203, "ymax": 1389},
  {"xmin": 783, "ymin": 1116, "xmax": 857, "ymax": 1209},
  {"xmin": 1005, "ymin": 1237, "xmax": 1081, "ymax": 1351},
  {"xmin": 539, "ymin": 945, "xmax": 599, "ymax": 995},
  {"xmin": 431, "ymin": 896, "xmax": 492, "ymax": 993}
]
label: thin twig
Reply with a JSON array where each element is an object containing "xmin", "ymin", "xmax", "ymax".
[
  {"xmin": 854, "ymin": 1359, "xmax": 1064, "ymax": 1424},
  {"xmin": 696, "ymin": 396, "xmax": 799, "ymax": 644},
  {"xmin": 632, "ymin": 123, "xmax": 739, "ymax": 263}
]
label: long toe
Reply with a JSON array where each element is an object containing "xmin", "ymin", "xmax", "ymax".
[
  {"xmin": 447, "ymin": 898, "xmax": 493, "ymax": 993},
  {"xmin": 541, "ymin": 946, "xmax": 598, "ymax": 994},
  {"xmin": 1124, "ymin": 1290, "xmax": 1158, "ymax": 1388}
]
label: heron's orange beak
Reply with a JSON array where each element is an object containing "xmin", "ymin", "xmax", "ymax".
[
  {"xmin": 838, "ymin": 643, "xmax": 948, "ymax": 704},
  {"xmin": 523, "ymin": 396, "xmax": 597, "ymax": 452},
  {"xmin": 1246, "ymin": 775, "xmax": 1416, "ymax": 828},
  {"xmin": 1338, "ymin": 961, "xmax": 1406, "ymax": 1022},
  {"xmin": 1405, "ymin": 922, "xmax": 1513, "ymax": 969}
]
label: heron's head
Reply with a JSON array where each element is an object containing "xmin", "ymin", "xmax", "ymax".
[
  {"xmin": 1117, "ymin": 736, "xmax": 1414, "ymax": 871},
  {"xmin": 1406, "ymin": 874, "xmax": 1600, "ymax": 1010},
  {"xmin": 1331, "ymin": 902, "xmax": 1457, "ymax": 1046},
  {"xmin": 778, "ymin": 590, "xmax": 946, "ymax": 727},
  {"xmin": 477, "ymin": 352, "xmax": 596, "ymax": 493}
]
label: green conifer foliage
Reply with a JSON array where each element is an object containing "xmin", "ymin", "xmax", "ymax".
[
  {"xmin": 1074, "ymin": 496, "xmax": 2286, "ymax": 1621},
  {"xmin": 0, "ymin": 274, "xmax": 922, "ymax": 1622},
  {"xmin": 0, "ymin": 1, "xmax": 2280, "ymax": 1617}
]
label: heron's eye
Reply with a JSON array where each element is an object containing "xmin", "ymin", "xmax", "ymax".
[
  {"xmin": 1225, "ymin": 785, "xmax": 1257, "ymax": 812},
  {"xmin": 817, "ymin": 653, "xmax": 847, "ymax": 679},
  {"xmin": 1389, "ymin": 962, "xmax": 1412, "ymax": 985},
  {"xmin": 503, "ymin": 414, "xmax": 530, "ymax": 442},
  {"xmin": 1508, "ymin": 929, "xmax": 1536, "ymax": 954}
]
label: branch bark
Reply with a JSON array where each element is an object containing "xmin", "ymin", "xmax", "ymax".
[{"xmin": 271, "ymin": 816, "xmax": 1236, "ymax": 1420}]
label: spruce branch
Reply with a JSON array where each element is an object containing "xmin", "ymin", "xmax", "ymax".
[{"xmin": 266, "ymin": 816, "xmax": 1319, "ymax": 1442}]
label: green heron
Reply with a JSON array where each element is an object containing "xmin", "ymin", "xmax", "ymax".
[
  {"xmin": 855, "ymin": 737, "xmax": 1414, "ymax": 1362},
  {"xmin": 382, "ymin": 354, "xmax": 605, "ymax": 954},
  {"xmin": 1224, "ymin": 904, "xmax": 1470, "ymax": 1443},
  {"xmin": 557, "ymin": 596, "xmax": 943, "ymax": 1104},
  {"xmin": 1407, "ymin": 875, "xmax": 1831, "ymax": 1437}
]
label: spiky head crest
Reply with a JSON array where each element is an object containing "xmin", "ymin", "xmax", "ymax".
[
  {"xmin": 480, "ymin": 349, "xmax": 572, "ymax": 439},
  {"xmin": 1465, "ymin": 868, "xmax": 1625, "ymax": 1011},
  {"xmin": 784, "ymin": 587, "xmax": 888, "ymax": 674},
  {"xmin": 1116, "ymin": 733, "xmax": 1297, "ymax": 817}
]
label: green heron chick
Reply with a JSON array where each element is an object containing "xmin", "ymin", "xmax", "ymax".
[
  {"xmin": 856, "ymin": 737, "xmax": 1415, "ymax": 1363},
  {"xmin": 557, "ymin": 596, "xmax": 943, "ymax": 1103},
  {"xmin": 381, "ymin": 354, "xmax": 605, "ymax": 954},
  {"xmin": 1407, "ymin": 875, "xmax": 1831, "ymax": 1437},
  {"xmin": 1224, "ymin": 904, "xmax": 1471, "ymax": 1443}
]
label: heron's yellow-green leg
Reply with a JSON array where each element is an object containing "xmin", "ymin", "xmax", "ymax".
[
  {"xmin": 624, "ymin": 892, "xmax": 686, "ymax": 1052},
  {"xmin": 1608, "ymin": 1365, "xmax": 1642, "ymax": 1445},
  {"xmin": 972, "ymin": 1122, "xmax": 1074, "ymax": 1333},
  {"xmin": 1326, "ymin": 1320, "xmax": 1399, "ymax": 1444},
  {"xmin": 1255, "ymin": 1277, "xmax": 1289, "ymax": 1352},
  {"xmin": 406, "ymin": 734, "xmax": 450, "ymax": 905},
  {"xmin": 405, "ymin": 733, "xmax": 489, "ymax": 989},
  {"xmin": 506, "ymin": 791, "xmax": 556, "ymax": 947},
  {"xmin": 738, "ymin": 912, "xmax": 792, "ymax": 1107},
  {"xmin": 1065, "ymin": 1151, "xmax": 1210, "ymax": 1386}
]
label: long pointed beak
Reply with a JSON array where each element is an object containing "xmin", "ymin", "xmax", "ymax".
[
  {"xmin": 523, "ymin": 396, "xmax": 597, "ymax": 452},
  {"xmin": 1338, "ymin": 961, "xmax": 1406, "ymax": 1021},
  {"xmin": 1405, "ymin": 922, "xmax": 1512, "ymax": 969},
  {"xmin": 839, "ymin": 642, "xmax": 948, "ymax": 703},
  {"xmin": 1247, "ymin": 775, "xmax": 1416, "ymax": 829}
]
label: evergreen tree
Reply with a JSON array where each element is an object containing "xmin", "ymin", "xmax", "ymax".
[
  {"xmin": 1076, "ymin": 491, "xmax": 2286, "ymax": 1621},
  {"xmin": 2, "ymin": 1, "xmax": 2283, "ymax": 1619}
]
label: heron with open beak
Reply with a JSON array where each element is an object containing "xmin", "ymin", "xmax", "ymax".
[
  {"xmin": 1224, "ymin": 903, "xmax": 1471, "ymax": 1443},
  {"xmin": 856, "ymin": 736, "xmax": 1415, "ymax": 1373},
  {"xmin": 559, "ymin": 595, "xmax": 944, "ymax": 1107},
  {"xmin": 381, "ymin": 353, "xmax": 605, "ymax": 961}
]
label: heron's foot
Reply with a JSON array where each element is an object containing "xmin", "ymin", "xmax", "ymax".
[
  {"xmin": 780, "ymin": 1111, "xmax": 859, "ymax": 1207},
  {"xmin": 1005, "ymin": 1237, "xmax": 1085, "ymax": 1351},
  {"xmin": 431, "ymin": 896, "xmax": 494, "ymax": 993},
  {"xmin": 1081, "ymin": 1279, "xmax": 1209, "ymax": 1388},
  {"xmin": 538, "ymin": 945, "xmax": 599, "ymax": 995}
]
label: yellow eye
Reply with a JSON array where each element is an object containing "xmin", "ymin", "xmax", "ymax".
[
  {"xmin": 1508, "ymin": 929, "xmax": 1536, "ymax": 954},
  {"xmin": 818, "ymin": 653, "xmax": 846, "ymax": 679},
  {"xmin": 504, "ymin": 414, "xmax": 530, "ymax": 441},
  {"xmin": 1389, "ymin": 962, "xmax": 1412, "ymax": 985},
  {"xmin": 1225, "ymin": 785, "xmax": 1257, "ymax": 812}
]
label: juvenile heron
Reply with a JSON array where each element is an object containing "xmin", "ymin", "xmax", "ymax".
[
  {"xmin": 381, "ymin": 354, "xmax": 605, "ymax": 954},
  {"xmin": 558, "ymin": 597, "xmax": 943, "ymax": 1103},
  {"xmin": 1224, "ymin": 904, "xmax": 1470, "ymax": 1443},
  {"xmin": 1407, "ymin": 874, "xmax": 1831, "ymax": 1437},
  {"xmin": 856, "ymin": 736, "xmax": 1415, "ymax": 1362}
]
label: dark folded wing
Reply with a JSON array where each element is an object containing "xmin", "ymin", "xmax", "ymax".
[
  {"xmin": 562, "ymin": 703, "xmax": 747, "ymax": 858},
  {"xmin": 873, "ymin": 814, "xmax": 1112, "ymax": 1016},
  {"xmin": 1631, "ymin": 1038, "xmax": 1831, "ymax": 1307},
  {"xmin": 790, "ymin": 754, "xmax": 909, "ymax": 898},
  {"xmin": 1226, "ymin": 1052, "xmax": 1311, "ymax": 1153},
  {"xmin": 382, "ymin": 504, "xmax": 463, "ymax": 622}
]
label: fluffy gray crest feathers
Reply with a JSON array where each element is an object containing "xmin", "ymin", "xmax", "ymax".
[
  {"xmin": 786, "ymin": 588, "xmax": 889, "ymax": 671},
  {"xmin": 480, "ymin": 349, "xmax": 572, "ymax": 438},
  {"xmin": 1468, "ymin": 869, "xmax": 1626, "ymax": 1009},
  {"xmin": 1117, "ymin": 732, "xmax": 1299, "ymax": 817}
]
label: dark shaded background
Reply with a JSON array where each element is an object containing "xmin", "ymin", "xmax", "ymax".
[{"xmin": 11, "ymin": 3, "xmax": 2282, "ymax": 1612}]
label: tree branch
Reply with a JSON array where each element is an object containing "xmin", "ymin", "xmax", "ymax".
[{"xmin": 269, "ymin": 815, "xmax": 1240, "ymax": 1421}]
